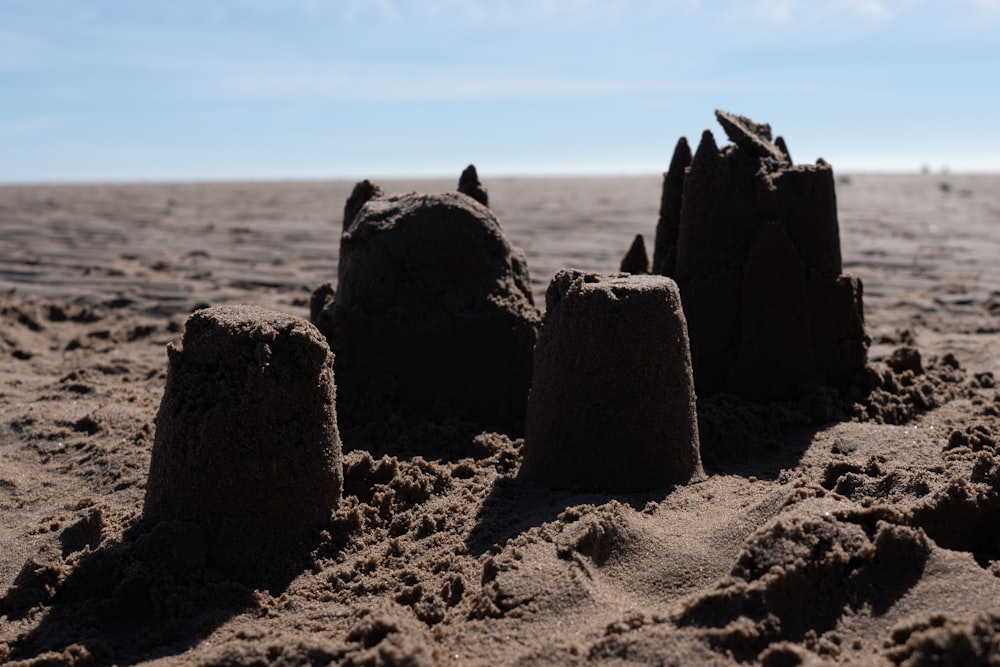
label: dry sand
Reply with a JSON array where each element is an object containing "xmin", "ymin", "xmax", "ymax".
[{"xmin": 1, "ymin": 174, "xmax": 1000, "ymax": 665}]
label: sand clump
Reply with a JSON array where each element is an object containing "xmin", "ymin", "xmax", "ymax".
[
  {"xmin": 675, "ymin": 513, "xmax": 931, "ymax": 661},
  {"xmin": 312, "ymin": 169, "xmax": 540, "ymax": 434},
  {"xmin": 649, "ymin": 110, "xmax": 868, "ymax": 401},
  {"xmin": 519, "ymin": 270, "xmax": 703, "ymax": 492},
  {"xmin": 143, "ymin": 305, "xmax": 343, "ymax": 562},
  {"xmin": 884, "ymin": 611, "xmax": 1000, "ymax": 665}
]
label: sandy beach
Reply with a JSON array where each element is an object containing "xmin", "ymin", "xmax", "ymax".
[{"xmin": 2, "ymin": 172, "xmax": 1000, "ymax": 666}]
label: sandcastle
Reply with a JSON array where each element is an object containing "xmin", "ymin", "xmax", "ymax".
[
  {"xmin": 519, "ymin": 270, "xmax": 704, "ymax": 492},
  {"xmin": 312, "ymin": 166, "xmax": 541, "ymax": 429},
  {"xmin": 143, "ymin": 305, "xmax": 343, "ymax": 559},
  {"xmin": 648, "ymin": 110, "xmax": 868, "ymax": 400},
  {"xmin": 620, "ymin": 234, "xmax": 650, "ymax": 274}
]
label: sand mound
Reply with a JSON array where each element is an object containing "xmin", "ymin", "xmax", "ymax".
[{"xmin": 312, "ymin": 177, "xmax": 540, "ymax": 435}]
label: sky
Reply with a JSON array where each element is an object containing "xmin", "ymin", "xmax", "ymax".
[{"xmin": 1, "ymin": 0, "xmax": 999, "ymax": 183}]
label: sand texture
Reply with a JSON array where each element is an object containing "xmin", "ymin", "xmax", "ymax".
[
  {"xmin": 520, "ymin": 270, "xmax": 702, "ymax": 492},
  {"xmin": 316, "ymin": 188, "xmax": 539, "ymax": 433},
  {"xmin": 653, "ymin": 112, "xmax": 866, "ymax": 401},
  {"xmin": 2, "ymin": 173, "xmax": 1000, "ymax": 665}
]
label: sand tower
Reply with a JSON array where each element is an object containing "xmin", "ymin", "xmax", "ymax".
[
  {"xmin": 143, "ymin": 305, "xmax": 343, "ymax": 559},
  {"xmin": 519, "ymin": 270, "xmax": 704, "ymax": 492},
  {"xmin": 620, "ymin": 234, "xmax": 650, "ymax": 274},
  {"xmin": 312, "ymin": 168, "xmax": 541, "ymax": 430},
  {"xmin": 651, "ymin": 110, "xmax": 868, "ymax": 400}
]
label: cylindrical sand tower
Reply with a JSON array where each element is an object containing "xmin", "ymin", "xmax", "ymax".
[
  {"xmin": 143, "ymin": 305, "xmax": 343, "ymax": 559},
  {"xmin": 519, "ymin": 270, "xmax": 704, "ymax": 492}
]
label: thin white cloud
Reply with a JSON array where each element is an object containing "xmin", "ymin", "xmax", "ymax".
[
  {"xmin": 334, "ymin": 0, "xmax": 633, "ymax": 24},
  {"xmin": 715, "ymin": 0, "xmax": 904, "ymax": 36},
  {"xmin": 713, "ymin": 0, "xmax": 1000, "ymax": 35},
  {"xmin": 0, "ymin": 28, "xmax": 48, "ymax": 70},
  {"xmin": 213, "ymin": 61, "xmax": 887, "ymax": 102},
  {"xmin": 217, "ymin": 65, "xmax": 732, "ymax": 100},
  {"xmin": 751, "ymin": 0, "xmax": 898, "ymax": 23},
  {"xmin": 0, "ymin": 116, "xmax": 65, "ymax": 137}
]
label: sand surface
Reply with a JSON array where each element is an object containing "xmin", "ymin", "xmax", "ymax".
[{"xmin": 2, "ymin": 174, "xmax": 1000, "ymax": 665}]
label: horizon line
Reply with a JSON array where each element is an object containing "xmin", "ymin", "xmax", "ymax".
[{"xmin": 3, "ymin": 165, "xmax": 1000, "ymax": 188}]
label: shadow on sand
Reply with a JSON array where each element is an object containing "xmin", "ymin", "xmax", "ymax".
[
  {"xmin": 466, "ymin": 389, "xmax": 849, "ymax": 557},
  {"xmin": 1, "ymin": 516, "xmax": 323, "ymax": 666}
]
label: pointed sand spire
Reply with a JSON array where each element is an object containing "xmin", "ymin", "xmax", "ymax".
[
  {"xmin": 775, "ymin": 136, "xmax": 792, "ymax": 163},
  {"xmin": 653, "ymin": 136, "xmax": 691, "ymax": 276},
  {"xmin": 343, "ymin": 180, "xmax": 383, "ymax": 232},
  {"xmin": 458, "ymin": 164, "xmax": 490, "ymax": 207},
  {"xmin": 620, "ymin": 234, "xmax": 650, "ymax": 274},
  {"xmin": 690, "ymin": 130, "xmax": 720, "ymax": 172}
]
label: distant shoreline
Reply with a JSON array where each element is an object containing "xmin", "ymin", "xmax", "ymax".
[{"xmin": 4, "ymin": 170, "xmax": 1000, "ymax": 189}]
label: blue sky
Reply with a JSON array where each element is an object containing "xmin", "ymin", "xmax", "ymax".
[{"xmin": 2, "ymin": 0, "xmax": 999, "ymax": 182}]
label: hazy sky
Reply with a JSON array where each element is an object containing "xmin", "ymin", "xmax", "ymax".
[{"xmin": 2, "ymin": 0, "xmax": 998, "ymax": 182}]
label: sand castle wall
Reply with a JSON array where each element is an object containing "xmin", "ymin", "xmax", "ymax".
[
  {"xmin": 314, "ymin": 171, "xmax": 540, "ymax": 430},
  {"xmin": 652, "ymin": 111, "xmax": 868, "ymax": 400}
]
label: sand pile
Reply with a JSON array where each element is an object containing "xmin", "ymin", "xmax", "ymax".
[
  {"xmin": 312, "ymin": 168, "xmax": 540, "ymax": 435},
  {"xmin": 647, "ymin": 110, "xmax": 868, "ymax": 401}
]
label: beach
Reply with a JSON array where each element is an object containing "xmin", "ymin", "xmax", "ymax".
[{"xmin": 2, "ymin": 173, "xmax": 1000, "ymax": 666}]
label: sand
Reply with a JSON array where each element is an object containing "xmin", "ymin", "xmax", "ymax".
[
  {"xmin": 520, "ymin": 270, "xmax": 702, "ymax": 492},
  {"xmin": 317, "ymin": 188, "xmax": 539, "ymax": 433},
  {"xmin": 143, "ymin": 304, "xmax": 343, "ymax": 565},
  {"xmin": 655, "ymin": 112, "xmax": 866, "ymax": 401},
  {"xmin": 1, "ymin": 173, "xmax": 1000, "ymax": 665}
]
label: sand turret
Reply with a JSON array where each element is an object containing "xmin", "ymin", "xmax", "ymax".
[
  {"xmin": 652, "ymin": 137, "xmax": 692, "ymax": 276},
  {"xmin": 143, "ymin": 305, "xmax": 343, "ymax": 561},
  {"xmin": 519, "ymin": 270, "xmax": 703, "ymax": 492},
  {"xmin": 340, "ymin": 180, "xmax": 385, "ymax": 283},
  {"xmin": 343, "ymin": 179, "xmax": 383, "ymax": 232},
  {"xmin": 654, "ymin": 110, "xmax": 867, "ymax": 400},
  {"xmin": 458, "ymin": 164, "xmax": 490, "ymax": 207},
  {"xmin": 775, "ymin": 136, "xmax": 792, "ymax": 163},
  {"xmin": 314, "ymin": 171, "xmax": 540, "ymax": 431},
  {"xmin": 619, "ymin": 234, "xmax": 650, "ymax": 274}
]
